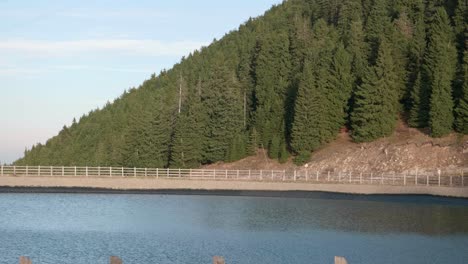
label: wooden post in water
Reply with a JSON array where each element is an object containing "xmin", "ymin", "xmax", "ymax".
[
  {"xmin": 19, "ymin": 256, "xmax": 32, "ymax": 264},
  {"xmin": 334, "ymin": 256, "xmax": 348, "ymax": 264},
  {"xmin": 110, "ymin": 256, "xmax": 123, "ymax": 264},
  {"xmin": 213, "ymin": 256, "xmax": 225, "ymax": 264}
]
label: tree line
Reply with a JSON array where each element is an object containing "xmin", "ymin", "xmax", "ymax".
[{"xmin": 15, "ymin": 0, "xmax": 467, "ymax": 167}]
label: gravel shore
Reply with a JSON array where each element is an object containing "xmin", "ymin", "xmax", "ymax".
[{"xmin": 0, "ymin": 176, "xmax": 467, "ymax": 198}]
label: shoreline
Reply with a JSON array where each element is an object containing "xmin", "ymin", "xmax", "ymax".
[
  {"xmin": 2, "ymin": 187, "xmax": 468, "ymax": 204},
  {"xmin": 0, "ymin": 176, "xmax": 467, "ymax": 199}
]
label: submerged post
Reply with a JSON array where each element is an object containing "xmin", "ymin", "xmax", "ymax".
[
  {"xmin": 334, "ymin": 256, "xmax": 348, "ymax": 264},
  {"xmin": 213, "ymin": 256, "xmax": 225, "ymax": 264},
  {"xmin": 110, "ymin": 256, "xmax": 122, "ymax": 264},
  {"xmin": 19, "ymin": 256, "xmax": 32, "ymax": 264}
]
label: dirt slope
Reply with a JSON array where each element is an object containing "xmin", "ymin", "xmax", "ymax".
[{"xmin": 204, "ymin": 122, "xmax": 467, "ymax": 173}]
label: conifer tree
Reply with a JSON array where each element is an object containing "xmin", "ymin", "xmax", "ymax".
[
  {"xmin": 426, "ymin": 8, "xmax": 457, "ymax": 137},
  {"xmin": 408, "ymin": 5, "xmax": 428, "ymax": 127},
  {"xmin": 329, "ymin": 43, "xmax": 354, "ymax": 125},
  {"xmin": 252, "ymin": 31, "xmax": 291, "ymax": 150},
  {"xmin": 366, "ymin": 0, "xmax": 391, "ymax": 63},
  {"xmin": 170, "ymin": 91, "xmax": 205, "ymax": 168},
  {"xmin": 455, "ymin": 50, "xmax": 468, "ymax": 134},
  {"xmin": 351, "ymin": 40, "xmax": 399, "ymax": 142},
  {"xmin": 202, "ymin": 52, "xmax": 244, "ymax": 163}
]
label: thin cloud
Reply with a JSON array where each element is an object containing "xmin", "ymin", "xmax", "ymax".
[
  {"xmin": 0, "ymin": 65, "xmax": 156, "ymax": 76},
  {"xmin": 0, "ymin": 39, "xmax": 207, "ymax": 57},
  {"xmin": 57, "ymin": 9, "xmax": 169, "ymax": 19}
]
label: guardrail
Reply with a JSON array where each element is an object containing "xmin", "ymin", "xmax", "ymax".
[{"xmin": 0, "ymin": 165, "xmax": 466, "ymax": 188}]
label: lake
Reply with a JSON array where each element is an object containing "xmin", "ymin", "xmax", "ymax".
[{"xmin": 0, "ymin": 192, "xmax": 467, "ymax": 264}]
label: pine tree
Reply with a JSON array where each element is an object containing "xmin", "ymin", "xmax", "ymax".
[
  {"xmin": 252, "ymin": 30, "xmax": 291, "ymax": 151},
  {"xmin": 351, "ymin": 40, "xmax": 399, "ymax": 142},
  {"xmin": 347, "ymin": 18, "xmax": 368, "ymax": 84},
  {"xmin": 329, "ymin": 42, "xmax": 354, "ymax": 125},
  {"xmin": 365, "ymin": 0, "xmax": 391, "ymax": 63},
  {"xmin": 426, "ymin": 8, "xmax": 457, "ymax": 137},
  {"xmin": 202, "ymin": 52, "xmax": 244, "ymax": 163},
  {"xmin": 291, "ymin": 60, "xmax": 323, "ymax": 153},
  {"xmin": 170, "ymin": 92, "xmax": 205, "ymax": 168},
  {"xmin": 268, "ymin": 134, "xmax": 280, "ymax": 159},
  {"xmin": 408, "ymin": 4, "xmax": 428, "ymax": 127},
  {"xmin": 455, "ymin": 50, "xmax": 468, "ymax": 134}
]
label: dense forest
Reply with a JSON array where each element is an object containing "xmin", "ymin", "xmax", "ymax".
[{"xmin": 16, "ymin": 0, "xmax": 467, "ymax": 167}]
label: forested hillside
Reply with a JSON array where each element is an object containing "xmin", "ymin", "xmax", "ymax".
[{"xmin": 16, "ymin": 0, "xmax": 467, "ymax": 167}]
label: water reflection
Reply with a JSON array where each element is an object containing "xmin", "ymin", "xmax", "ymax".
[
  {"xmin": 194, "ymin": 194, "xmax": 468, "ymax": 235},
  {"xmin": 0, "ymin": 193, "xmax": 467, "ymax": 264}
]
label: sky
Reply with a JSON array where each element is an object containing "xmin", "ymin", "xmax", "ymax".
[{"xmin": 0, "ymin": 0, "xmax": 282, "ymax": 164}]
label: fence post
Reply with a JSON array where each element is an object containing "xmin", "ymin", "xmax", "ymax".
[
  {"xmin": 62, "ymin": 166, "xmax": 64, "ymax": 176},
  {"xmin": 282, "ymin": 170, "xmax": 285, "ymax": 181},
  {"xmin": 305, "ymin": 170, "xmax": 308, "ymax": 181},
  {"xmin": 110, "ymin": 167, "xmax": 112, "ymax": 177},
  {"xmin": 74, "ymin": 166, "xmax": 77, "ymax": 176},
  {"xmin": 121, "ymin": 167, "xmax": 124, "ymax": 177},
  {"xmin": 404, "ymin": 171, "xmax": 406, "ymax": 186},
  {"xmin": 462, "ymin": 170, "xmax": 464, "ymax": 187},
  {"xmin": 50, "ymin": 166, "xmax": 53, "ymax": 176},
  {"xmin": 293, "ymin": 170, "xmax": 296, "ymax": 181},
  {"xmin": 26, "ymin": 166, "xmax": 29, "ymax": 176},
  {"xmin": 327, "ymin": 171, "xmax": 330, "ymax": 182},
  {"xmin": 145, "ymin": 168, "xmax": 147, "ymax": 178},
  {"xmin": 370, "ymin": 172, "xmax": 373, "ymax": 184},
  {"xmin": 316, "ymin": 171, "xmax": 319, "ymax": 182},
  {"xmin": 381, "ymin": 173, "xmax": 384, "ymax": 185},
  {"xmin": 225, "ymin": 170, "xmax": 228, "ymax": 179},
  {"xmin": 0, "ymin": 165, "xmax": 3, "ymax": 176},
  {"xmin": 134, "ymin": 167, "xmax": 137, "ymax": 178},
  {"xmin": 360, "ymin": 172, "xmax": 362, "ymax": 184},
  {"xmin": 167, "ymin": 168, "xmax": 169, "ymax": 178},
  {"xmin": 238, "ymin": 170, "xmax": 241, "ymax": 180},
  {"xmin": 338, "ymin": 172, "xmax": 341, "ymax": 183},
  {"xmin": 349, "ymin": 172, "xmax": 352, "ymax": 183},
  {"xmin": 156, "ymin": 168, "xmax": 159, "ymax": 178},
  {"xmin": 427, "ymin": 173, "xmax": 429, "ymax": 186},
  {"xmin": 416, "ymin": 168, "xmax": 418, "ymax": 185},
  {"xmin": 86, "ymin": 167, "xmax": 88, "ymax": 177},
  {"xmin": 249, "ymin": 170, "xmax": 252, "ymax": 180},
  {"xmin": 260, "ymin": 170, "xmax": 263, "ymax": 181},
  {"xmin": 98, "ymin": 166, "xmax": 100, "ymax": 177},
  {"xmin": 438, "ymin": 169, "xmax": 441, "ymax": 186}
]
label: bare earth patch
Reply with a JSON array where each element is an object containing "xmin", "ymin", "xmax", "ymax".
[{"xmin": 204, "ymin": 122, "xmax": 467, "ymax": 174}]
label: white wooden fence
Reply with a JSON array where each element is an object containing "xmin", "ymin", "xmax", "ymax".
[{"xmin": 0, "ymin": 165, "xmax": 467, "ymax": 188}]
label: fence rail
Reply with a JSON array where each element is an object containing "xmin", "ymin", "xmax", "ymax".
[{"xmin": 0, "ymin": 165, "xmax": 467, "ymax": 188}]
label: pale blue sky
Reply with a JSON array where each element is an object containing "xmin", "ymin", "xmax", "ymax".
[{"xmin": 0, "ymin": 0, "xmax": 282, "ymax": 164}]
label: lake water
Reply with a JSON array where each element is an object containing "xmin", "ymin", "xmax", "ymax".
[{"xmin": 0, "ymin": 192, "xmax": 467, "ymax": 264}]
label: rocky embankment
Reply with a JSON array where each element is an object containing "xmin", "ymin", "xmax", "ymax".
[{"xmin": 204, "ymin": 123, "xmax": 467, "ymax": 174}]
